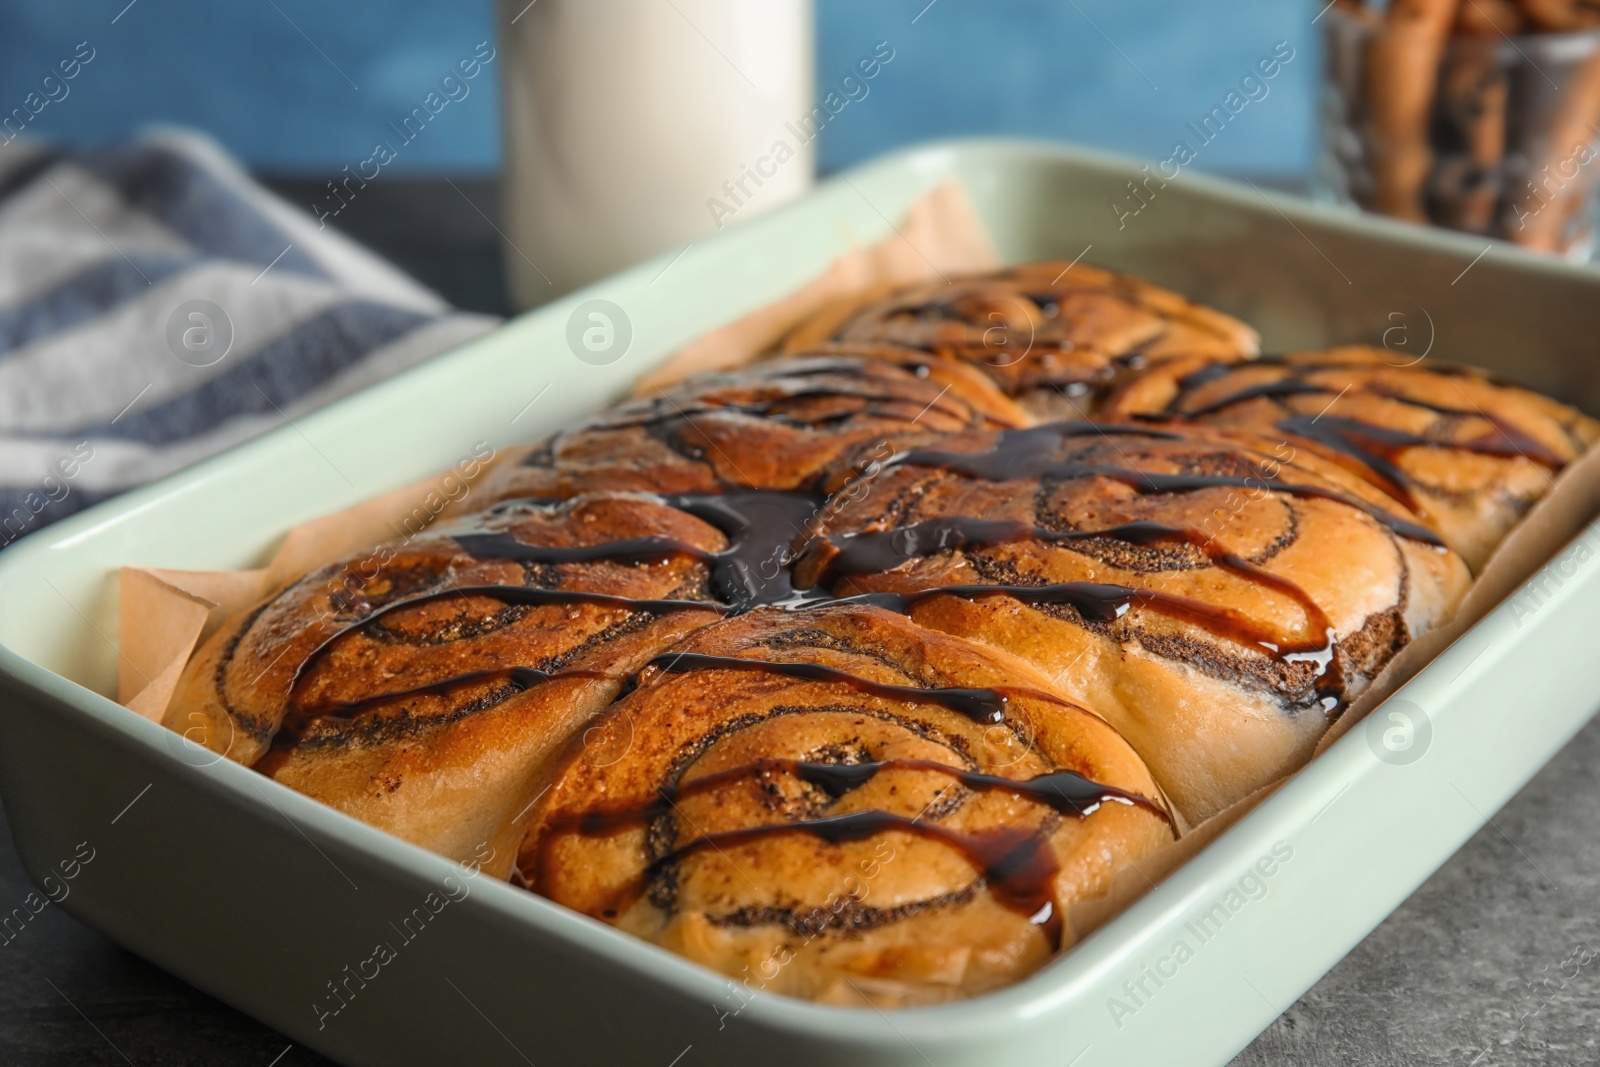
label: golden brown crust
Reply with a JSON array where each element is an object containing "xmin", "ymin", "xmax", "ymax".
[
  {"xmin": 151, "ymin": 251, "xmax": 1592, "ymax": 1006},
  {"xmin": 461, "ymin": 353, "xmax": 1027, "ymax": 511},
  {"xmin": 519, "ymin": 605, "xmax": 1173, "ymax": 1007},
  {"xmin": 165, "ymin": 494, "xmax": 729, "ymax": 871},
  {"xmin": 1098, "ymin": 345, "xmax": 1600, "ymax": 570},
  {"xmin": 793, "ymin": 421, "xmax": 1471, "ymax": 823},
  {"xmin": 783, "ymin": 341, "xmax": 1035, "ymax": 429},
  {"xmin": 780, "ymin": 261, "xmax": 1260, "ymax": 419}
]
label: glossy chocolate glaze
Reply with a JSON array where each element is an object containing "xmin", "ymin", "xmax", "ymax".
[
  {"xmin": 659, "ymin": 491, "xmax": 825, "ymax": 607},
  {"xmin": 641, "ymin": 814, "xmax": 1062, "ymax": 922},
  {"xmin": 810, "ymin": 517, "xmax": 1341, "ymax": 685},
  {"xmin": 285, "ymin": 665, "xmax": 613, "ymax": 729},
  {"xmin": 280, "ymin": 418, "xmax": 1453, "ymax": 735},
  {"xmin": 564, "ymin": 755, "xmax": 1167, "ymax": 834},
  {"xmin": 645, "ymin": 651, "xmax": 1032, "ymax": 725},
  {"xmin": 283, "ymin": 584, "xmax": 727, "ymax": 715},
  {"xmin": 537, "ymin": 751, "xmax": 1170, "ymax": 924},
  {"xmin": 514, "ymin": 356, "xmax": 985, "ymax": 496},
  {"xmin": 886, "ymin": 423, "xmax": 1445, "ymax": 546},
  {"xmin": 826, "ymin": 582, "xmax": 1338, "ymax": 706},
  {"xmin": 283, "ymin": 419, "xmax": 1406, "ymax": 729},
  {"xmin": 285, "ymin": 489, "xmax": 822, "ymax": 713},
  {"xmin": 467, "ymin": 490, "xmax": 827, "ymax": 608},
  {"xmin": 1171, "ymin": 361, "xmax": 1569, "ymax": 491}
]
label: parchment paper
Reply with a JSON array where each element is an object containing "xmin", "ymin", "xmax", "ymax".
[
  {"xmin": 636, "ymin": 180, "xmax": 999, "ymax": 391},
  {"xmin": 118, "ymin": 469, "xmax": 495, "ymax": 718}
]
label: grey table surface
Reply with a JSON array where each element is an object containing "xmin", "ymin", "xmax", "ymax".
[{"xmin": 2, "ymin": 176, "xmax": 1597, "ymax": 1067}]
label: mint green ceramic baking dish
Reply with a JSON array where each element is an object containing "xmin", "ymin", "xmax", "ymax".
[{"xmin": 2, "ymin": 139, "xmax": 1598, "ymax": 1067}]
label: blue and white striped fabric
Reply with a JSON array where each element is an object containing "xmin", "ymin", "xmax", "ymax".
[{"xmin": 0, "ymin": 129, "xmax": 499, "ymax": 547}]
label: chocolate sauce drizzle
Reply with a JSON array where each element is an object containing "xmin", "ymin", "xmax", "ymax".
[
  {"xmin": 646, "ymin": 652, "xmax": 1023, "ymax": 725},
  {"xmin": 644, "ymin": 815, "xmax": 1061, "ymax": 922},
  {"xmin": 465, "ymin": 489, "xmax": 828, "ymax": 608},
  {"xmin": 283, "ymin": 585, "xmax": 727, "ymax": 714},
  {"xmin": 886, "ymin": 423, "xmax": 1445, "ymax": 546},
  {"xmin": 285, "ymin": 488, "xmax": 827, "ymax": 710},
  {"xmin": 810, "ymin": 516, "xmax": 1340, "ymax": 685},
  {"xmin": 538, "ymin": 755, "xmax": 1169, "ymax": 925},
  {"xmin": 582, "ymin": 387, "xmax": 942, "ymax": 436},
  {"xmin": 888, "ymin": 423, "xmax": 1181, "ymax": 482},
  {"xmin": 829, "ymin": 582, "xmax": 1337, "ymax": 706},
  {"xmin": 659, "ymin": 490, "xmax": 826, "ymax": 606},
  {"xmin": 286, "ymin": 665, "xmax": 612, "ymax": 727},
  {"xmin": 562, "ymin": 756, "xmax": 1163, "ymax": 836},
  {"xmin": 539, "ymin": 357, "xmax": 976, "ymax": 464},
  {"xmin": 1171, "ymin": 363, "xmax": 1568, "ymax": 502},
  {"xmin": 1182, "ymin": 378, "xmax": 1331, "ymax": 416},
  {"xmin": 282, "ymin": 421, "xmax": 1411, "ymax": 727}
]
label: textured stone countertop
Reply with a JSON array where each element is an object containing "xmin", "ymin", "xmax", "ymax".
[{"xmin": 2, "ymin": 177, "xmax": 1596, "ymax": 1066}]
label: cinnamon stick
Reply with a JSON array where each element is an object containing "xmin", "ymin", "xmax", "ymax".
[
  {"xmin": 1517, "ymin": 0, "xmax": 1600, "ymax": 32},
  {"xmin": 1431, "ymin": 41, "xmax": 1509, "ymax": 231},
  {"xmin": 1367, "ymin": 0, "xmax": 1465, "ymax": 221},
  {"xmin": 1457, "ymin": 0, "xmax": 1530, "ymax": 35}
]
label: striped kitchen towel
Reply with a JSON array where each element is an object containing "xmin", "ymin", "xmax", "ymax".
[{"xmin": 0, "ymin": 128, "xmax": 499, "ymax": 548}]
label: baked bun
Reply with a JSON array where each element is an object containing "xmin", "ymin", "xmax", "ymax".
[
  {"xmin": 164, "ymin": 494, "xmax": 729, "ymax": 872},
  {"xmin": 780, "ymin": 261, "xmax": 1260, "ymax": 420},
  {"xmin": 461, "ymin": 353, "xmax": 1028, "ymax": 511},
  {"xmin": 1098, "ymin": 345, "xmax": 1600, "ymax": 569},
  {"xmin": 148, "ymin": 251, "xmax": 1592, "ymax": 1009},
  {"xmin": 794, "ymin": 421, "xmax": 1472, "ymax": 823},
  {"xmin": 519, "ymin": 605, "xmax": 1174, "ymax": 1007}
]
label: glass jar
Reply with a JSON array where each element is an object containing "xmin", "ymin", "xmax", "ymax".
[{"xmin": 1319, "ymin": 4, "xmax": 1600, "ymax": 259}]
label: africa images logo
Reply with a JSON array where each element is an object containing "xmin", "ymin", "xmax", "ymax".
[{"xmin": 1106, "ymin": 840, "xmax": 1294, "ymax": 1028}]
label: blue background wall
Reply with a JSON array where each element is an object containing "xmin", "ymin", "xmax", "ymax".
[{"xmin": 0, "ymin": 1, "xmax": 1319, "ymax": 179}]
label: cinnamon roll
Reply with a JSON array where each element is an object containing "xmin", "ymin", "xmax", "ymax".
[
  {"xmin": 794, "ymin": 421, "xmax": 1473, "ymax": 823},
  {"xmin": 462, "ymin": 352, "xmax": 1028, "ymax": 511},
  {"xmin": 145, "ymin": 251, "xmax": 1596, "ymax": 1009},
  {"xmin": 779, "ymin": 261, "xmax": 1261, "ymax": 420},
  {"xmin": 518, "ymin": 604, "xmax": 1175, "ymax": 1007},
  {"xmin": 1098, "ymin": 346, "xmax": 1600, "ymax": 569},
  {"xmin": 164, "ymin": 494, "xmax": 729, "ymax": 872}
]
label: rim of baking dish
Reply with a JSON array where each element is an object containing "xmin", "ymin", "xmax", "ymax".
[{"xmin": 0, "ymin": 136, "xmax": 1596, "ymax": 1045}]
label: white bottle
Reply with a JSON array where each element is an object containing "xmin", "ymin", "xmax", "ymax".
[{"xmin": 498, "ymin": 0, "xmax": 815, "ymax": 306}]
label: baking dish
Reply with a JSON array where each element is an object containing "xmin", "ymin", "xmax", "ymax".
[{"xmin": 2, "ymin": 138, "xmax": 1598, "ymax": 1067}]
